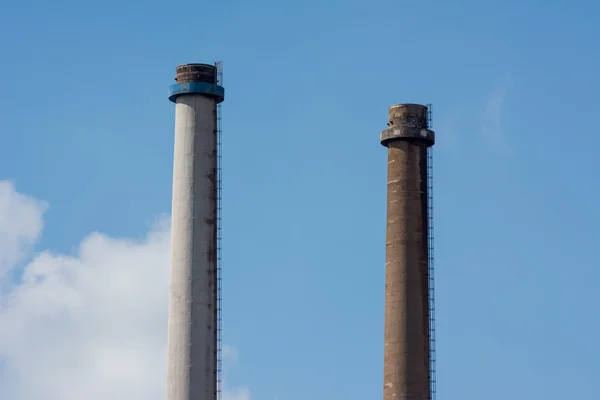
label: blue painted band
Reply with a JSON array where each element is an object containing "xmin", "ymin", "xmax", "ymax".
[{"xmin": 168, "ymin": 82, "xmax": 225, "ymax": 103}]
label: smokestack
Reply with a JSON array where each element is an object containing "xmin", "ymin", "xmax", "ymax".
[
  {"xmin": 166, "ymin": 63, "xmax": 225, "ymax": 400},
  {"xmin": 380, "ymin": 104, "xmax": 435, "ymax": 400}
]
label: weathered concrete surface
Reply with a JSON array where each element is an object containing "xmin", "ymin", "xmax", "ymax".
[
  {"xmin": 167, "ymin": 93, "xmax": 218, "ymax": 400},
  {"xmin": 381, "ymin": 104, "xmax": 434, "ymax": 146},
  {"xmin": 382, "ymin": 104, "xmax": 431, "ymax": 400},
  {"xmin": 175, "ymin": 63, "xmax": 218, "ymax": 84}
]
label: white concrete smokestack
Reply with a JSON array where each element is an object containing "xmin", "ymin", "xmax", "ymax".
[{"xmin": 166, "ymin": 63, "xmax": 225, "ymax": 400}]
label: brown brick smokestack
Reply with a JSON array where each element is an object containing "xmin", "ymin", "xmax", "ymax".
[{"xmin": 380, "ymin": 104, "xmax": 435, "ymax": 400}]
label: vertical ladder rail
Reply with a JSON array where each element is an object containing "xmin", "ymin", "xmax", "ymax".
[
  {"xmin": 426, "ymin": 104, "xmax": 436, "ymax": 400},
  {"xmin": 215, "ymin": 61, "xmax": 224, "ymax": 400}
]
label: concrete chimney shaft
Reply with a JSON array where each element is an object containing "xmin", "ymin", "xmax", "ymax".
[
  {"xmin": 380, "ymin": 104, "xmax": 434, "ymax": 400},
  {"xmin": 167, "ymin": 63, "xmax": 225, "ymax": 400}
]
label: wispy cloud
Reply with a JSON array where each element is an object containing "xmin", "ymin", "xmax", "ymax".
[
  {"xmin": 482, "ymin": 76, "xmax": 512, "ymax": 156},
  {"xmin": 435, "ymin": 107, "xmax": 462, "ymax": 152}
]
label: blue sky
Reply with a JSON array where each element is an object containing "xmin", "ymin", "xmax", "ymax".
[{"xmin": 1, "ymin": 0, "xmax": 600, "ymax": 399}]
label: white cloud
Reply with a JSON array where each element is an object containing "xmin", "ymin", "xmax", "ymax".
[
  {"xmin": 223, "ymin": 388, "xmax": 252, "ymax": 400},
  {"xmin": 0, "ymin": 181, "xmax": 46, "ymax": 277},
  {"xmin": 0, "ymin": 181, "xmax": 249, "ymax": 400}
]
